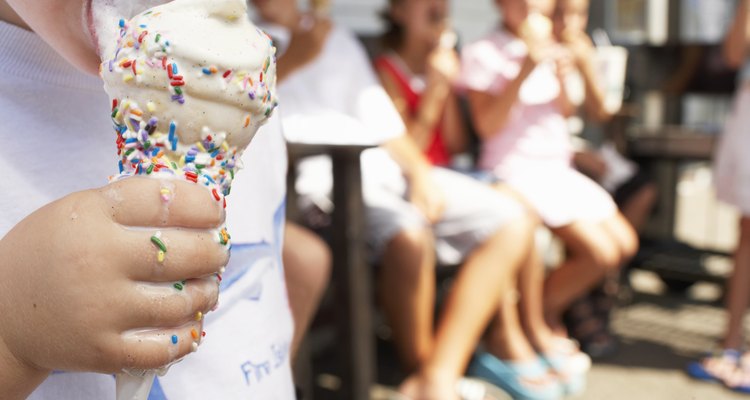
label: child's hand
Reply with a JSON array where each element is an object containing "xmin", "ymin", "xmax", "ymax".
[
  {"xmin": 427, "ymin": 47, "xmax": 461, "ymax": 86},
  {"xmin": 555, "ymin": 51, "xmax": 577, "ymax": 81},
  {"xmin": 278, "ymin": 16, "xmax": 332, "ymax": 81},
  {"xmin": 409, "ymin": 169, "xmax": 446, "ymax": 223},
  {"xmin": 561, "ymin": 29, "xmax": 594, "ymax": 66},
  {"xmin": 574, "ymin": 150, "xmax": 608, "ymax": 181},
  {"xmin": 520, "ymin": 13, "xmax": 559, "ymax": 66},
  {"xmin": 0, "ymin": 177, "xmax": 226, "ymax": 381}
]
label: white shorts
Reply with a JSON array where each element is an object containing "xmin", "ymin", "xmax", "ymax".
[
  {"xmin": 364, "ymin": 167, "xmax": 526, "ymax": 265},
  {"xmin": 715, "ymin": 87, "xmax": 750, "ymax": 216},
  {"xmin": 294, "ymin": 151, "xmax": 525, "ymax": 265}
]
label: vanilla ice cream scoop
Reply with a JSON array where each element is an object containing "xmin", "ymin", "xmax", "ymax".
[
  {"xmin": 520, "ymin": 12, "xmax": 553, "ymax": 42},
  {"xmin": 101, "ymin": 0, "xmax": 277, "ymax": 197}
]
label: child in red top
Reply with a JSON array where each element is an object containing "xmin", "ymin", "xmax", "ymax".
[{"xmin": 374, "ymin": 0, "xmax": 466, "ymax": 167}]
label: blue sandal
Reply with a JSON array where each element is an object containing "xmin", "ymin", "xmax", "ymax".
[
  {"xmin": 686, "ymin": 349, "xmax": 741, "ymax": 382},
  {"xmin": 539, "ymin": 338, "xmax": 591, "ymax": 396},
  {"xmin": 467, "ymin": 352, "xmax": 563, "ymax": 400}
]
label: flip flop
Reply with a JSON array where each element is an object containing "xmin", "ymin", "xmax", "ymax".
[
  {"xmin": 467, "ymin": 352, "xmax": 563, "ymax": 400},
  {"xmin": 541, "ymin": 338, "xmax": 591, "ymax": 396},
  {"xmin": 686, "ymin": 349, "xmax": 741, "ymax": 383}
]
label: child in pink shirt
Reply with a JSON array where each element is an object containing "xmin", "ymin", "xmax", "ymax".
[{"xmin": 461, "ymin": 0, "xmax": 637, "ymax": 347}]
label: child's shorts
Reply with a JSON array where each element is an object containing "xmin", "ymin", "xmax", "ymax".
[
  {"xmin": 364, "ymin": 167, "xmax": 526, "ymax": 266},
  {"xmin": 502, "ymin": 165, "xmax": 618, "ymax": 229}
]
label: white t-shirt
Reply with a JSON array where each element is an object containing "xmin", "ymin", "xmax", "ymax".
[
  {"xmin": 264, "ymin": 23, "xmax": 407, "ymax": 204},
  {"xmin": 0, "ymin": 21, "xmax": 294, "ymax": 400}
]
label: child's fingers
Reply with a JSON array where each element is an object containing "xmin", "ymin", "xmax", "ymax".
[
  {"xmin": 102, "ymin": 177, "xmax": 226, "ymax": 229},
  {"xmin": 119, "ymin": 228, "xmax": 229, "ymax": 282},
  {"xmin": 117, "ymin": 321, "xmax": 206, "ymax": 371},
  {"xmin": 129, "ymin": 277, "xmax": 218, "ymax": 329}
]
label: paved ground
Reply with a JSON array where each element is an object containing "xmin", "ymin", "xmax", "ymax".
[
  {"xmin": 580, "ymin": 270, "xmax": 748, "ymax": 400},
  {"xmin": 578, "ymin": 165, "xmax": 747, "ymax": 400},
  {"xmin": 312, "ymin": 270, "xmax": 750, "ymax": 400}
]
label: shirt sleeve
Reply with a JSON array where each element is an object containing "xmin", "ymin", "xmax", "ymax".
[
  {"xmin": 460, "ymin": 39, "xmax": 516, "ymax": 95},
  {"xmin": 338, "ymin": 29, "xmax": 405, "ymax": 143}
]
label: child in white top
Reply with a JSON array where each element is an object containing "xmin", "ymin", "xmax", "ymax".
[{"xmin": 0, "ymin": 1, "xmax": 294, "ymax": 399}]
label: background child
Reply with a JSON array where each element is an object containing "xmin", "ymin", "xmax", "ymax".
[
  {"xmin": 552, "ymin": 0, "xmax": 657, "ymax": 359},
  {"xmin": 688, "ymin": 0, "xmax": 750, "ymax": 393},
  {"xmin": 461, "ymin": 0, "xmax": 638, "ymax": 352},
  {"xmin": 375, "ymin": 0, "xmax": 466, "ymax": 168}
]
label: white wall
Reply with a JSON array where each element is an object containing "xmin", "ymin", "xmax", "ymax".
[{"xmin": 323, "ymin": 0, "xmax": 500, "ymax": 44}]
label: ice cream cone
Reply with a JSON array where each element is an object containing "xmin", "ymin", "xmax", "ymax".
[{"xmin": 98, "ymin": 1, "xmax": 278, "ymax": 399}]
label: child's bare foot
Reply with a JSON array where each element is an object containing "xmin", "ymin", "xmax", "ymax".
[{"xmin": 686, "ymin": 349, "xmax": 740, "ymax": 383}]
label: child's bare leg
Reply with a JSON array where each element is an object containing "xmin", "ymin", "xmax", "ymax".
[
  {"xmin": 283, "ymin": 222, "xmax": 332, "ymax": 359},
  {"xmin": 399, "ymin": 218, "xmax": 535, "ymax": 400},
  {"xmin": 724, "ymin": 217, "xmax": 750, "ymax": 350},
  {"xmin": 427, "ymin": 218, "xmax": 534, "ymax": 372},
  {"xmin": 600, "ymin": 212, "xmax": 639, "ymax": 263},
  {"xmin": 545, "ymin": 220, "xmax": 624, "ymax": 333},
  {"xmin": 517, "ymin": 237, "xmax": 557, "ymax": 352},
  {"xmin": 379, "ymin": 228, "xmax": 436, "ymax": 373},
  {"xmin": 486, "ymin": 290, "xmax": 539, "ymax": 362},
  {"xmin": 619, "ymin": 183, "xmax": 658, "ymax": 233}
]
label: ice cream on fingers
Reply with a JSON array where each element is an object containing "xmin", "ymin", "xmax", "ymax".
[{"xmin": 98, "ymin": 0, "xmax": 278, "ymax": 398}]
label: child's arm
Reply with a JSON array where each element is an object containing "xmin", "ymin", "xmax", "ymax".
[
  {"xmin": 383, "ymin": 135, "xmax": 445, "ymax": 222},
  {"xmin": 467, "ymin": 55, "xmax": 538, "ymax": 140},
  {"xmin": 377, "ymin": 48, "xmax": 459, "ymax": 153},
  {"xmin": 554, "ymin": 54, "xmax": 578, "ymax": 118},
  {"xmin": 277, "ymin": 19, "xmax": 332, "ymax": 82},
  {"xmin": 441, "ymin": 92, "xmax": 468, "ymax": 156},
  {"xmin": 573, "ymin": 149, "xmax": 608, "ymax": 182},
  {"xmin": 563, "ymin": 31, "xmax": 612, "ymax": 122},
  {"xmin": 0, "ymin": 178, "xmax": 226, "ymax": 399},
  {"xmin": 724, "ymin": 0, "xmax": 750, "ymax": 69}
]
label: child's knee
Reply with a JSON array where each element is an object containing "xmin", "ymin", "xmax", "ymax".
[
  {"xmin": 618, "ymin": 226, "xmax": 639, "ymax": 262},
  {"xmin": 611, "ymin": 217, "xmax": 639, "ymax": 262},
  {"xmin": 583, "ymin": 239, "xmax": 622, "ymax": 271},
  {"xmin": 305, "ymin": 236, "xmax": 333, "ymax": 290},
  {"xmin": 389, "ymin": 228, "xmax": 432, "ymax": 255},
  {"xmin": 382, "ymin": 228, "xmax": 434, "ymax": 278}
]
